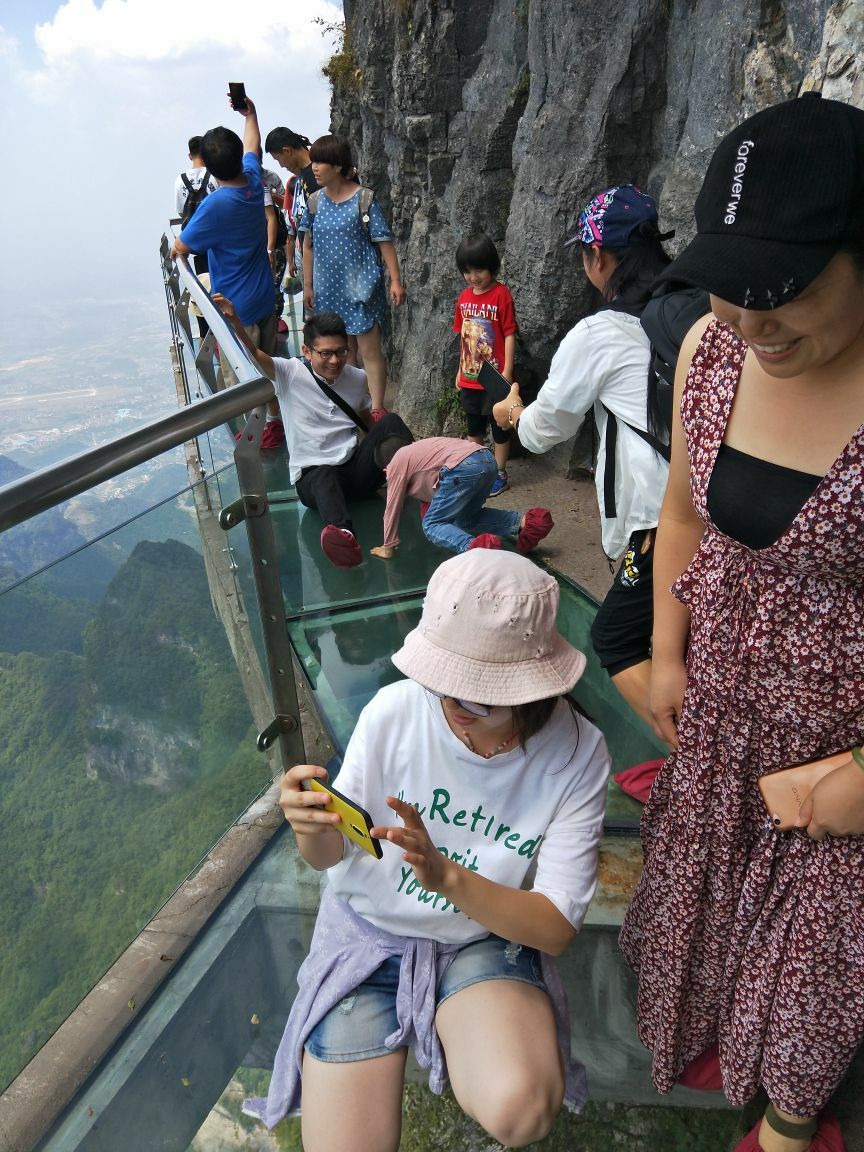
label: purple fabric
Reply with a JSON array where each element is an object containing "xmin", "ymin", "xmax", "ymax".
[{"xmin": 245, "ymin": 887, "xmax": 587, "ymax": 1128}]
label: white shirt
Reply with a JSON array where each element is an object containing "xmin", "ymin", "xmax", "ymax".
[
  {"xmin": 327, "ymin": 680, "xmax": 611, "ymax": 945},
  {"xmin": 517, "ymin": 310, "xmax": 669, "ymax": 560},
  {"xmin": 173, "ymin": 167, "xmax": 218, "ymax": 217},
  {"xmin": 272, "ymin": 357, "xmax": 371, "ymax": 484}
]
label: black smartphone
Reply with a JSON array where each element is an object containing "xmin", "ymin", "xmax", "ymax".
[
  {"xmin": 228, "ymin": 82, "xmax": 247, "ymax": 112},
  {"xmin": 477, "ymin": 358, "xmax": 513, "ymax": 414}
]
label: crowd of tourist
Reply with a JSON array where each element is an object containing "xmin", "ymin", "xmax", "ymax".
[{"xmin": 171, "ymin": 90, "xmax": 864, "ymax": 1152}]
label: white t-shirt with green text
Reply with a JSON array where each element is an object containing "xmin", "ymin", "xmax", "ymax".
[{"xmin": 327, "ymin": 679, "xmax": 611, "ymax": 944}]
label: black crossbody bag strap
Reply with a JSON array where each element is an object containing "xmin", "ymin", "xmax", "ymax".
[{"xmin": 302, "ymin": 359, "xmax": 367, "ymax": 433}]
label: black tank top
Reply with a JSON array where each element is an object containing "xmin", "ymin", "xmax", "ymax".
[{"xmin": 706, "ymin": 444, "xmax": 822, "ymax": 550}]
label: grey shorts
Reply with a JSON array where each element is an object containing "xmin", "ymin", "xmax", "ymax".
[{"xmin": 304, "ymin": 935, "xmax": 545, "ymax": 1063}]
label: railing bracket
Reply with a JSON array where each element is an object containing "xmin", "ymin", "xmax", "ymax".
[
  {"xmin": 257, "ymin": 714, "xmax": 298, "ymax": 751},
  {"xmin": 219, "ymin": 495, "xmax": 267, "ymax": 530}
]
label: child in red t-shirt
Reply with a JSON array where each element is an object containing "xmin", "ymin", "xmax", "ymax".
[{"xmin": 452, "ymin": 234, "xmax": 516, "ymax": 495}]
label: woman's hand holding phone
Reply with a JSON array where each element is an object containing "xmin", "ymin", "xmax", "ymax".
[{"xmin": 279, "ymin": 764, "xmax": 341, "ymax": 835}]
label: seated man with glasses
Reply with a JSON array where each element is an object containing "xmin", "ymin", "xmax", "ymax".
[{"xmin": 213, "ymin": 298, "xmax": 412, "ymax": 567}]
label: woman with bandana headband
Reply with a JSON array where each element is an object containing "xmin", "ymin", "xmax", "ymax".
[{"xmin": 493, "ymin": 184, "xmax": 680, "ymax": 730}]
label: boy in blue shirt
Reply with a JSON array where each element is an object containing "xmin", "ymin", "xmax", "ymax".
[{"xmin": 171, "ymin": 94, "xmax": 284, "ymax": 448}]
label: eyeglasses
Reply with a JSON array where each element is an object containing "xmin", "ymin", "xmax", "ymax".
[
  {"xmin": 310, "ymin": 346, "xmax": 350, "ymax": 360},
  {"xmin": 426, "ymin": 689, "xmax": 491, "ymax": 717}
]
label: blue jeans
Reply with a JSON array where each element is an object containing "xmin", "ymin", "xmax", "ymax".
[
  {"xmin": 423, "ymin": 450, "xmax": 521, "ymax": 554},
  {"xmin": 304, "ymin": 935, "xmax": 545, "ymax": 1062}
]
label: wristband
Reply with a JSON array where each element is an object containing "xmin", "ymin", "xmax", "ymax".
[
  {"xmin": 851, "ymin": 747, "xmax": 864, "ymax": 773},
  {"xmin": 507, "ymin": 401, "xmax": 524, "ymax": 427}
]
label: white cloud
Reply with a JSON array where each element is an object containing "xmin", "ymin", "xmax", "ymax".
[
  {"xmin": 34, "ymin": 0, "xmax": 338, "ymax": 64},
  {"xmin": 1, "ymin": 0, "xmax": 343, "ymax": 318}
]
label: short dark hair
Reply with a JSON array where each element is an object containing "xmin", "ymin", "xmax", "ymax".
[
  {"xmin": 265, "ymin": 127, "xmax": 312, "ymax": 154},
  {"xmin": 303, "ymin": 311, "xmax": 348, "ymax": 346},
  {"xmin": 199, "ymin": 126, "xmax": 243, "ymax": 181},
  {"xmin": 309, "ymin": 135, "xmax": 354, "ymax": 176},
  {"xmin": 455, "ymin": 232, "xmax": 501, "ymax": 275},
  {"xmin": 188, "ymin": 135, "xmax": 203, "ymax": 157}
]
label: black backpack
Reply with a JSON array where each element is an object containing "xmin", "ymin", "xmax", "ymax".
[
  {"xmin": 180, "ymin": 169, "xmax": 212, "ymax": 226},
  {"xmin": 601, "ymin": 285, "xmax": 710, "ymax": 518},
  {"xmin": 272, "ymin": 206, "xmax": 290, "ymax": 250}
]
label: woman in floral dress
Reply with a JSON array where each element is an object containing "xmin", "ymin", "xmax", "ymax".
[{"xmin": 619, "ymin": 96, "xmax": 864, "ymax": 1152}]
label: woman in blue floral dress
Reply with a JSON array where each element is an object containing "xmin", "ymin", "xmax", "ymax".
[{"xmin": 299, "ymin": 136, "xmax": 405, "ymax": 414}]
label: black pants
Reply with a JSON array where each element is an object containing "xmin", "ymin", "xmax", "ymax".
[{"xmin": 295, "ymin": 413, "xmax": 413, "ymax": 531}]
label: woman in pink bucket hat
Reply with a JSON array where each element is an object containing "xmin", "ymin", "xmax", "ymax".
[{"xmin": 247, "ymin": 549, "xmax": 610, "ymax": 1149}]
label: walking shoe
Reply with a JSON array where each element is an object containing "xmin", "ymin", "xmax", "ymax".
[
  {"xmin": 320, "ymin": 525, "xmax": 363, "ymax": 569},
  {"xmin": 260, "ymin": 418, "xmax": 286, "ymax": 450},
  {"xmin": 516, "ymin": 507, "xmax": 554, "ymax": 554},
  {"xmin": 676, "ymin": 1042, "xmax": 722, "ymax": 1091},
  {"xmin": 467, "ymin": 533, "xmax": 502, "ymax": 551},
  {"xmin": 489, "ymin": 472, "xmax": 509, "ymax": 497},
  {"xmin": 277, "ymin": 318, "xmax": 289, "ymax": 334},
  {"xmin": 370, "ymin": 408, "xmax": 389, "ymax": 423}
]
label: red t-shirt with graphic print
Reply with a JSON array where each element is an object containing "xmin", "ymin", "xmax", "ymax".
[{"xmin": 452, "ymin": 281, "xmax": 517, "ymax": 390}]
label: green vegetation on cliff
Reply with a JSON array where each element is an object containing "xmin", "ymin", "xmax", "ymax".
[{"xmin": 0, "ymin": 538, "xmax": 272, "ymax": 1089}]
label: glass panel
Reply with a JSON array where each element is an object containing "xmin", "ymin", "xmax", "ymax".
[{"xmin": 0, "ymin": 473, "xmax": 275, "ymax": 1092}]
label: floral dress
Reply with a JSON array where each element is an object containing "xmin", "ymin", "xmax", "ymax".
[
  {"xmin": 298, "ymin": 189, "xmax": 392, "ymax": 335},
  {"xmin": 619, "ymin": 320, "xmax": 864, "ymax": 1116}
]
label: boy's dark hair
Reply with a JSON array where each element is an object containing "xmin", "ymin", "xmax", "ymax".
[
  {"xmin": 265, "ymin": 127, "xmax": 312, "ymax": 154},
  {"xmin": 188, "ymin": 135, "xmax": 203, "ymax": 157},
  {"xmin": 456, "ymin": 233, "xmax": 501, "ymax": 276},
  {"xmin": 581, "ymin": 219, "xmax": 673, "ymax": 308},
  {"xmin": 303, "ymin": 311, "xmax": 348, "ymax": 346},
  {"xmin": 309, "ymin": 135, "xmax": 354, "ymax": 176},
  {"xmin": 200, "ymin": 126, "xmax": 244, "ymax": 181}
]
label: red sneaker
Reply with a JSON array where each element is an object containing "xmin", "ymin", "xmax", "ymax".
[
  {"xmin": 468, "ymin": 533, "xmax": 502, "ymax": 551},
  {"xmin": 277, "ymin": 318, "xmax": 289, "ymax": 334},
  {"xmin": 517, "ymin": 507, "xmax": 554, "ymax": 554},
  {"xmin": 260, "ymin": 419, "xmax": 286, "ymax": 450},
  {"xmin": 614, "ymin": 759, "xmax": 665, "ymax": 804},
  {"xmin": 370, "ymin": 408, "xmax": 389, "ymax": 423},
  {"xmin": 320, "ymin": 525, "xmax": 362, "ymax": 569},
  {"xmin": 677, "ymin": 1043, "xmax": 722, "ymax": 1091}
]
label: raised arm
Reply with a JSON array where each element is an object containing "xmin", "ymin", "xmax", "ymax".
[
  {"xmin": 648, "ymin": 315, "xmax": 712, "ymax": 747},
  {"xmin": 234, "ymin": 93, "xmax": 262, "ymax": 157}
]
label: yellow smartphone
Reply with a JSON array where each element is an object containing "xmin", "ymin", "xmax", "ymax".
[{"xmin": 306, "ymin": 779, "xmax": 383, "ymax": 859}]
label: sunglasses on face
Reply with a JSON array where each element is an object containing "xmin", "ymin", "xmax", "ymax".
[{"xmin": 426, "ymin": 689, "xmax": 492, "ymax": 718}]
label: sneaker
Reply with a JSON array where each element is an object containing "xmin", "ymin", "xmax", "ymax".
[
  {"xmin": 467, "ymin": 533, "xmax": 502, "ymax": 551},
  {"xmin": 370, "ymin": 408, "xmax": 389, "ymax": 423},
  {"xmin": 489, "ymin": 472, "xmax": 509, "ymax": 497},
  {"xmin": 320, "ymin": 524, "xmax": 363, "ymax": 569},
  {"xmin": 260, "ymin": 419, "xmax": 286, "ymax": 450},
  {"xmin": 516, "ymin": 507, "xmax": 554, "ymax": 554},
  {"xmin": 277, "ymin": 318, "xmax": 289, "ymax": 334}
]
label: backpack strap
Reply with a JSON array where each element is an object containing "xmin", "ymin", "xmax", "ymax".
[
  {"xmin": 358, "ymin": 187, "xmax": 374, "ymax": 237},
  {"xmin": 307, "ymin": 190, "xmax": 320, "ymax": 217},
  {"xmin": 601, "ymin": 405, "xmax": 670, "ymax": 521},
  {"xmin": 181, "ymin": 172, "xmax": 193, "ymax": 192},
  {"xmin": 302, "ymin": 359, "xmax": 367, "ymax": 433}
]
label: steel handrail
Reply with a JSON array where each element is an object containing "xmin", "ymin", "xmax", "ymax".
[{"xmin": 0, "ymin": 244, "xmax": 275, "ymax": 533}]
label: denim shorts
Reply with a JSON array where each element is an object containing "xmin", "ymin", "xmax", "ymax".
[{"xmin": 304, "ymin": 935, "xmax": 545, "ymax": 1063}]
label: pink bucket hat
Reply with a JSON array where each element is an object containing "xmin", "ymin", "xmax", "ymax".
[{"xmin": 392, "ymin": 550, "xmax": 587, "ymax": 705}]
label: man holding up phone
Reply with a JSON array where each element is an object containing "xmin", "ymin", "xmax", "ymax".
[{"xmin": 171, "ymin": 91, "xmax": 285, "ymax": 447}]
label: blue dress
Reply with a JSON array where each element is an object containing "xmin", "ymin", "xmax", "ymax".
[{"xmin": 298, "ymin": 190, "xmax": 393, "ymax": 335}]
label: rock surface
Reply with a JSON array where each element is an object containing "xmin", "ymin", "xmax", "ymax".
[{"xmin": 331, "ymin": 0, "xmax": 863, "ymax": 471}]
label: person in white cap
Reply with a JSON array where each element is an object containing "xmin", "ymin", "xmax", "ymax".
[{"xmin": 247, "ymin": 549, "xmax": 610, "ymax": 1149}]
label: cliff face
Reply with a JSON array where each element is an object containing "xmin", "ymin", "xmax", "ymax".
[{"xmin": 332, "ymin": 0, "xmax": 863, "ymax": 466}]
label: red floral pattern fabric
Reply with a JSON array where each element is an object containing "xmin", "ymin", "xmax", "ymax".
[{"xmin": 619, "ymin": 321, "xmax": 864, "ymax": 1116}]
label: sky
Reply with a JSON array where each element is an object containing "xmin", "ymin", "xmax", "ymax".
[{"xmin": 0, "ymin": 0, "xmax": 340, "ymax": 360}]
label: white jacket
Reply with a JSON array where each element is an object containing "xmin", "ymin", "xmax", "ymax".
[{"xmin": 517, "ymin": 310, "xmax": 669, "ymax": 560}]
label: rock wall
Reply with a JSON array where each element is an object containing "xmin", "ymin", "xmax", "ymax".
[{"xmin": 332, "ymin": 0, "xmax": 863, "ymax": 468}]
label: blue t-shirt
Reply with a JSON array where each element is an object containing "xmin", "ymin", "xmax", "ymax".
[{"xmin": 180, "ymin": 153, "xmax": 273, "ymax": 326}]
